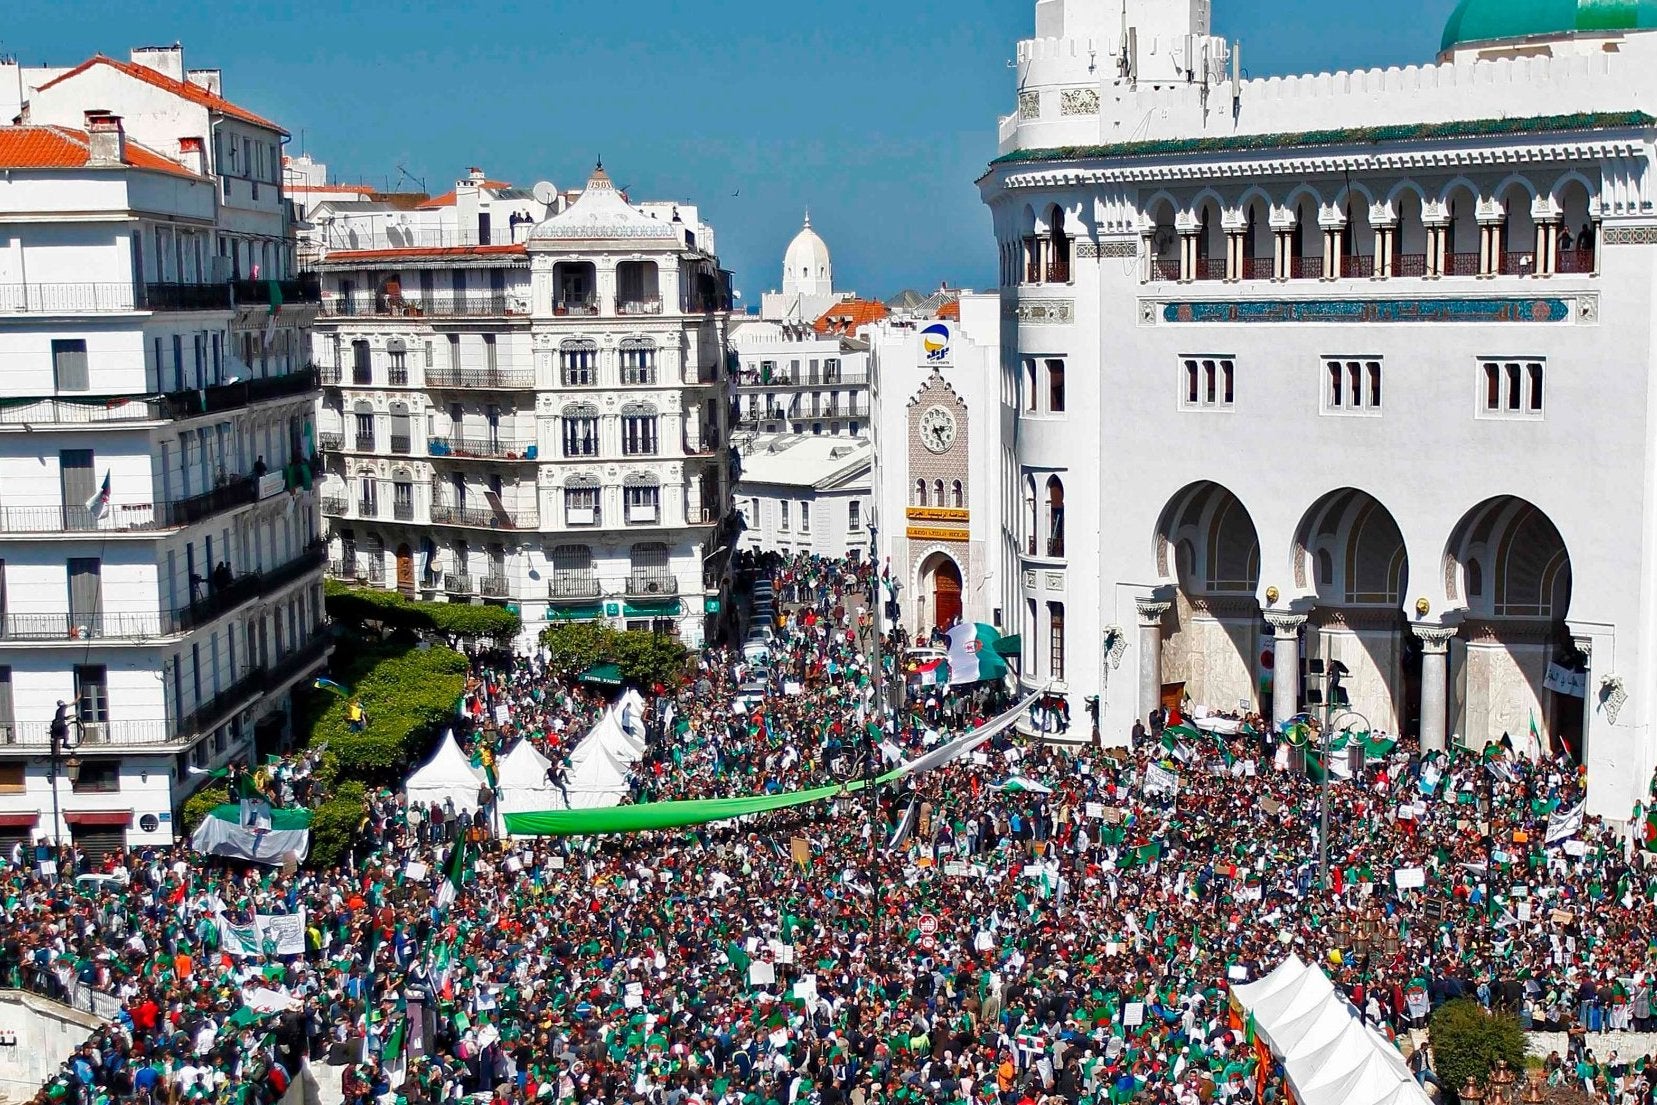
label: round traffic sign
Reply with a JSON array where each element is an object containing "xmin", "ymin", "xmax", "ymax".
[{"xmin": 919, "ymin": 934, "xmax": 936, "ymax": 952}]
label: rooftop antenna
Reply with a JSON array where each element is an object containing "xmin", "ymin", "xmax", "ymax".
[{"xmin": 395, "ymin": 164, "xmax": 427, "ymax": 194}]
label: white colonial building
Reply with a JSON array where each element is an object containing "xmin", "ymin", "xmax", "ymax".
[
  {"xmin": 734, "ymin": 433, "xmax": 872, "ymax": 558},
  {"xmin": 0, "ymin": 48, "xmax": 326, "ymax": 853},
  {"xmin": 312, "ymin": 164, "xmax": 734, "ymax": 647},
  {"xmin": 981, "ymin": 0, "xmax": 1657, "ymax": 815},
  {"xmin": 869, "ymin": 296, "xmax": 1012, "ymax": 643}
]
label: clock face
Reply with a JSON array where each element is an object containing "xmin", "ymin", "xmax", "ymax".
[{"xmin": 920, "ymin": 406, "xmax": 957, "ymax": 454}]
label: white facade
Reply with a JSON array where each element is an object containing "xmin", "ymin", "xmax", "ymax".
[
  {"xmin": 0, "ymin": 53, "xmax": 327, "ymax": 851},
  {"xmin": 869, "ymin": 297, "xmax": 1010, "ymax": 642},
  {"xmin": 312, "ymin": 165, "xmax": 735, "ymax": 648},
  {"xmin": 760, "ymin": 214, "xmax": 848, "ymax": 323},
  {"xmin": 729, "ymin": 320, "xmax": 870, "ymax": 439},
  {"xmin": 735, "ymin": 433, "xmax": 871, "ymax": 558},
  {"xmin": 981, "ymin": 0, "xmax": 1657, "ymax": 816}
]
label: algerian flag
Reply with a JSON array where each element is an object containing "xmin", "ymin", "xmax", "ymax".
[
  {"xmin": 436, "ymin": 839, "xmax": 469, "ymax": 910},
  {"xmin": 945, "ymin": 623, "xmax": 1010, "ymax": 686},
  {"xmin": 431, "ymin": 941, "xmax": 455, "ymax": 1000},
  {"xmin": 189, "ymin": 803, "xmax": 310, "ymax": 865},
  {"xmin": 1528, "ymin": 710, "xmax": 1545, "ymax": 762},
  {"xmin": 994, "ymin": 777, "xmax": 1053, "ymax": 794},
  {"xmin": 382, "ymin": 1016, "xmax": 407, "ymax": 1086}
]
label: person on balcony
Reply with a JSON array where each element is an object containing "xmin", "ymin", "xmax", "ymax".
[{"xmin": 1558, "ymin": 227, "xmax": 1574, "ymax": 252}]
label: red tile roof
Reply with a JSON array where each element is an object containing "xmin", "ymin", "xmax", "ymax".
[
  {"xmin": 0, "ymin": 125, "xmax": 204, "ymax": 179},
  {"xmin": 416, "ymin": 181, "xmax": 513, "ymax": 209},
  {"xmin": 813, "ymin": 298, "xmax": 889, "ymax": 335},
  {"xmin": 320, "ymin": 244, "xmax": 526, "ymax": 262},
  {"xmin": 935, "ymin": 300, "xmax": 961, "ymax": 321},
  {"xmin": 34, "ymin": 55, "xmax": 285, "ymax": 134}
]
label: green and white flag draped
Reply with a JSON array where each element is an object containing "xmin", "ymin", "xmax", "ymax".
[
  {"xmin": 217, "ymin": 909, "xmax": 308, "ymax": 957},
  {"xmin": 190, "ymin": 803, "xmax": 311, "ymax": 864},
  {"xmin": 504, "ymin": 691, "xmax": 1040, "ymax": 837}
]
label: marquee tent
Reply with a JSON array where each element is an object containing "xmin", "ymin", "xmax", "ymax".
[
  {"xmin": 1232, "ymin": 956, "xmax": 1429, "ymax": 1105},
  {"xmin": 405, "ymin": 730, "xmax": 487, "ymax": 815},
  {"xmin": 496, "ymin": 737, "xmax": 560, "ymax": 826}
]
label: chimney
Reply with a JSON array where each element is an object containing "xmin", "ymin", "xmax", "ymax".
[
  {"xmin": 468, "ymin": 167, "xmax": 485, "ymax": 182},
  {"xmin": 186, "ymin": 68, "xmax": 222, "ymax": 96},
  {"xmin": 85, "ymin": 111, "xmax": 126, "ymax": 166},
  {"xmin": 130, "ymin": 44, "xmax": 185, "ymax": 82},
  {"xmin": 178, "ymin": 135, "xmax": 206, "ymax": 176}
]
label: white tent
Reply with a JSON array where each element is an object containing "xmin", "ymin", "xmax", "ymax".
[
  {"xmin": 1232, "ymin": 956, "xmax": 1431, "ymax": 1105},
  {"xmin": 405, "ymin": 730, "xmax": 487, "ymax": 815},
  {"xmin": 496, "ymin": 738, "xmax": 560, "ymax": 824}
]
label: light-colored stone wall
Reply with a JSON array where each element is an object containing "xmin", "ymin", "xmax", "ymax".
[{"xmin": 0, "ymin": 990, "xmax": 103, "ymax": 1100}]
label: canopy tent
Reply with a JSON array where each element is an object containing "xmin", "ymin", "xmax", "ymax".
[
  {"xmin": 496, "ymin": 738, "xmax": 560, "ymax": 824},
  {"xmin": 406, "ymin": 730, "xmax": 487, "ymax": 815},
  {"xmin": 497, "ymin": 689, "xmax": 652, "ymax": 824},
  {"xmin": 1233, "ymin": 956, "xmax": 1430, "ymax": 1105}
]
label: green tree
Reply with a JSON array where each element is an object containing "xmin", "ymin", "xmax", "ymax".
[
  {"xmin": 539, "ymin": 621, "xmax": 617, "ymax": 677},
  {"xmin": 1430, "ymin": 999, "xmax": 1526, "ymax": 1100},
  {"xmin": 307, "ymin": 781, "xmax": 368, "ymax": 869},
  {"xmin": 610, "ymin": 629, "xmax": 691, "ymax": 687},
  {"xmin": 181, "ymin": 784, "xmax": 230, "ymax": 835},
  {"xmin": 324, "ymin": 583, "xmax": 521, "ymax": 642}
]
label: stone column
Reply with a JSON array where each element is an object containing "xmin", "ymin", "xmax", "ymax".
[
  {"xmin": 1412, "ymin": 624, "xmax": 1457, "ymax": 753},
  {"xmin": 1136, "ymin": 599, "xmax": 1171, "ymax": 724},
  {"xmin": 1266, "ymin": 612, "xmax": 1309, "ymax": 727}
]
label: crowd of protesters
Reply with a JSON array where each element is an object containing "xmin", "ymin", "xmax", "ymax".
[{"xmin": 9, "ymin": 551, "xmax": 1657, "ymax": 1105}]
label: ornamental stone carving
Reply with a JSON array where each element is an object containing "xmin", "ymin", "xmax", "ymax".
[
  {"xmin": 1601, "ymin": 675, "xmax": 1628, "ymax": 725},
  {"xmin": 1044, "ymin": 571, "xmax": 1065, "ymax": 590},
  {"xmin": 1602, "ymin": 225, "xmax": 1657, "ymax": 246},
  {"xmin": 1100, "ymin": 239, "xmax": 1139, "ymax": 259},
  {"xmin": 1104, "ymin": 625, "xmax": 1128, "ymax": 669},
  {"xmin": 1578, "ymin": 294, "xmax": 1599, "ymax": 323},
  {"xmin": 1018, "ymin": 91, "xmax": 1041, "ymax": 121},
  {"xmin": 1135, "ymin": 600, "xmax": 1171, "ymax": 626},
  {"xmin": 1409, "ymin": 624, "xmax": 1458, "ymax": 654},
  {"xmin": 1264, "ymin": 611, "xmax": 1309, "ymax": 636},
  {"xmin": 1004, "ymin": 300, "xmax": 1074, "ymax": 325},
  {"xmin": 1060, "ymin": 88, "xmax": 1100, "ymax": 116}
]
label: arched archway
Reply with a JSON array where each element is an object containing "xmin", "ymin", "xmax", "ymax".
[
  {"xmin": 918, "ymin": 553, "xmax": 964, "ymax": 636},
  {"xmin": 1293, "ymin": 489, "xmax": 1414, "ymax": 735},
  {"xmin": 1445, "ymin": 497, "xmax": 1579, "ymax": 757},
  {"xmin": 1154, "ymin": 482, "xmax": 1265, "ymax": 716}
]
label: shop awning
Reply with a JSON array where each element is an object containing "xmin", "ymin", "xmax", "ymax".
[
  {"xmin": 993, "ymin": 634, "xmax": 1022, "ymax": 658},
  {"xmin": 623, "ymin": 599, "xmax": 682, "ymax": 618},
  {"xmin": 548, "ymin": 604, "xmax": 603, "ymax": 621},
  {"xmin": 64, "ymin": 810, "xmax": 132, "ymax": 827},
  {"xmin": 0, "ymin": 813, "xmax": 39, "ymax": 828},
  {"xmin": 579, "ymin": 663, "xmax": 623, "ymax": 687}
]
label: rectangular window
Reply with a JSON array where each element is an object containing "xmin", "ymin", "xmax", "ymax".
[
  {"xmin": 800, "ymin": 502, "xmax": 811, "ymax": 533},
  {"xmin": 52, "ymin": 339, "xmax": 89, "ymax": 392},
  {"xmin": 1323, "ymin": 358, "xmax": 1382, "ymax": 415},
  {"xmin": 1478, "ymin": 359, "xmax": 1545, "ymax": 419},
  {"xmin": 74, "ymin": 664, "xmax": 109, "ymax": 724},
  {"xmin": 624, "ymin": 485, "xmax": 660, "ymax": 524},
  {"xmin": 1048, "ymin": 602, "xmax": 1066, "ymax": 681},
  {"xmin": 447, "ymin": 334, "xmax": 461, "ymax": 371},
  {"xmin": 1022, "ymin": 359, "xmax": 1038, "ymax": 412},
  {"xmin": 562, "ymin": 415, "xmax": 598, "ymax": 457},
  {"xmin": 71, "ymin": 761, "xmax": 121, "ymax": 794},
  {"xmin": 68, "ymin": 557, "xmax": 102, "ymax": 632},
  {"xmin": 0, "ymin": 763, "xmax": 21, "ymax": 794},
  {"xmin": 848, "ymin": 501, "xmax": 861, "ymax": 532},
  {"xmin": 560, "ymin": 344, "xmax": 596, "ymax": 386},
  {"xmin": 564, "ymin": 485, "xmax": 600, "ymax": 526},
  {"xmin": 621, "ymin": 414, "xmax": 658, "ymax": 456},
  {"xmin": 354, "ymin": 412, "xmax": 375, "ymax": 450},
  {"xmin": 1046, "ymin": 359, "xmax": 1066, "ymax": 412},
  {"xmin": 1179, "ymin": 357, "xmax": 1235, "ymax": 410},
  {"xmin": 621, "ymin": 344, "xmax": 657, "ymax": 385},
  {"xmin": 780, "ymin": 501, "xmax": 791, "ymax": 531}
]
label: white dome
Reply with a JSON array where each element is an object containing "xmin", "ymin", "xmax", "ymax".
[{"xmin": 782, "ymin": 211, "xmax": 833, "ymax": 297}]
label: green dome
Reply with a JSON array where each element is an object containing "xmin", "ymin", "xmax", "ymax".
[{"xmin": 1442, "ymin": 0, "xmax": 1657, "ymax": 52}]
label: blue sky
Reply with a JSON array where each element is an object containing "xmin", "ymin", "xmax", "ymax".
[{"xmin": 8, "ymin": 0, "xmax": 1456, "ymax": 300}]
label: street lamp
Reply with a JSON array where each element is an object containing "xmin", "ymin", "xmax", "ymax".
[{"xmin": 47, "ymin": 700, "xmax": 82, "ymax": 854}]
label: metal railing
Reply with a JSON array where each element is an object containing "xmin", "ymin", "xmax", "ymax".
[
  {"xmin": 1046, "ymin": 261, "xmax": 1071, "ymax": 283},
  {"xmin": 1193, "ymin": 259, "xmax": 1226, "ymax": 281},
  {"xmin": 424, "ymin": 367, "xmax": 537, "ymax": 389},
  {"xmin": 265, "ymin": 632, "xmax": 331, "ymax": 690},
  {"xmin": 1446, "ymin": 252, "xmax": 1482, "ymax": 276},
  {"xmin": 427, "ymin": 436, "xmax": 537, "ymax": 460},
  {"xmin": 480, "ymin": 575, "xmax": 511, "ymax": 598},
  {"xmin": 258, "ymin": 544, "xmax": 327, "ymax": 596},
  {"xmin": 1150, "ymin": 260, "xmax": 1181, "ymax": 281},
  {"xmin": 553, "ymin": 299, "xmax": 599, "ymax": 316},
  {"xmin": 161, "ymin": 366, "xmax": 320, "ymax": 418},
  {"xmin": 357, "ymin": 498, "xmax": 378, "ymax": 518},
  {"xmin": 321, "ymin": 496, "xmax": 348, "ymax": 516},
  {"xmin": 144, "ymin": 283, "xmax": 233, "ymax": 311},
  {"xmin": 1500, "ymin": 252, "xmax": 1537, "ymax": 276},
  {"xmin": 1241, "ymin": 257, "xmax": 1274, "ymax": 280},
  {"xmin": 430, "ymin": 503, "xmax": 537, "ymax": 529},
  {"xmin": 1557, "ymin": 248, "xmax": 1595, "ymax": 274},
  {"xmin": 446, "ymin": 573, "xmax": 474, "ymax": 594},
  {"xmin": 2, "ymin": 718, "xmax": 179, "ymax": 747},
  {"xmin": 231, "ymin": 275, "xmax": 321, "ymax": 305},
  {"xmin": 170, "ymin": 573, "xmax": 263, "ymax": 634},
  {"xmin": 0, "ymin": 477, "xmax": 258, "ymax": 534},
  {"xmin": 389, "ymin": 434, "xmax": 412, "ymax": 454},
  {"xmin": 0, "ymin": 282, "xmax": 139, "ymax": 313},
  {"xmin": 0, "ymin": 396, "xmax": 165, "ymax": 426},
  {"xmin": 617, "ymin": 299, "xmax": 663, "ymax": 315},
  {"xmin": 1344, "ymin": 255, "xmax": 1377, "ymax": 278},
  {"xmin": 548, "ymin": 576, "xmax": 601, "ymax": 598},
  {"xmin": 626, "ymin": 570, "xmax": 677, "ymax": 597},
  {"xmin": 393, "ymin": 501, "xmax": 415, "ymax": 521},
  {"xmin": 0, "ymin": 612, "xmax": 167, "ymax": 640},
  {"xmin": 353, "ymin": 435, "xmax": 376, "ymax": 452},
  {"xmin": 1395, "ymin": 253, "xmax": 1429, "ymax": 277},
  {"xmin": 1289, "ymin": 257, "xmax": 1324, "ymax": 280},
  {"xmin": 319, "ymin": 432, "xmax": 344, "ymax": 452},
  {"xmin": 320, "ymin": 295, "xmax": 525, "ymax": 318}
]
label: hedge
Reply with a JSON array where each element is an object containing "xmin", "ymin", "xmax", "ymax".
[
  {"xmin": 324, "ymin": 582, "xmax": 521, "ymax": 641},
  {"xmin": 308, "ymin": 781, "xmax": 368, "ymax": 869},
  {"xmin": 309, "ymin": 643, "xmax": 468, "ymax": 786}
]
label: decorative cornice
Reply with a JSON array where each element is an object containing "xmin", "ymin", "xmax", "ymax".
[
  {"xmin": 1002, "ymin": 299, "xmax": 1074, "ymax": 325},
  {"xmin": 1188, "ymin": 594, "xmax": 1259, "ymax": 619},
  {"xmin": 1313, "ymin": 606, "xmax": 1407, "ymax": 631},
  {"xmin": 1460, "ymin": 617, "xmax": 1558, "ymax": 645}
]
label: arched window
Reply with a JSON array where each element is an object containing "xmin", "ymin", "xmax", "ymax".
[
  {"xmin": 561, "ymin": 402, "xmax": 599, "ymax": 458},
  {"xmin": 951, "ymin": 480, "xmax": 964, "ymax": 509},
  {"xmin": 1024, "ymin": 476, "xmax": 1038, "ymax": 556},
  {"xmin": 549, "ymin": 544, "xmax": 595, "ymax": 597},
  {"xmin": 1046, "ymin": 476, "xmax": 1065, "ymax": 557},
  {"xmin": 559, "ymin": 339, "xmax": 598, "ymax": 386},
  {"xmin": 629, "ymin": 541, "xmax": 671, "ymax": 594},
  {"xmin": 1466, "ymin": 558, "xmax": 1484, "ymax": 598},
  {"xmin": 624, "ymin": 472, "xmax": 662, "ymax": 524},
  {"xmin": 915, "ymin": 479, "xmax": 928, "ymax": 506},
  {"xmin": 1316, "ymin": 548, "xmax": 1334, "ymax": 587},
  {"xmin": 620, "ymin": 337, "xmax": 658, "ymax": 385},
  {"xmin": 933, "ymin": 479, "xmax": 945, "ymax": 505}
]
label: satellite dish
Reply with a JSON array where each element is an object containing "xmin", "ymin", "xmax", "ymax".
[{"xmin": 532, "ymin": 181, "xmax": 558, "ymax": 205}]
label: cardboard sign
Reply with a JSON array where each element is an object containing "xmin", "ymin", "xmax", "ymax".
[
  {"xmin": 1393, "ymin": 868, "xmax": 1426, "ymax": 890},
  {"xmin": 1124, "ymin": 1003, "xmax": 1145, "ymax": 1027},
  {"xmin": 1228, "ymin": 965, "xmax": 1249, "ymax": 981},
  {"xmin": 1086, "ymin": 802, "xmax": 1105, "ymax": 819},
  {"xmin": 1551, "ymin": 909, "xmax": 1575, "ymax": 926},
  {"xmin": 790, "ymin": 836, "xmax": 811, "ymax": 868},
  {"xmin": 749, "ymin": 962, "xmax": 776, "ymax": 986}
]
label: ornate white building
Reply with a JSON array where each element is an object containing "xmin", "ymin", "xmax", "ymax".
[
  {"xmin": 759, "ymin": 214, "xmax": 847, "ymax": 323},
  {"xmin": 312, "ymin": 165, "xmax": 735, "ymax": 648},
  {"xmin": 981, "ymin": 0, "xmax": 1657, "ymax": 815}
]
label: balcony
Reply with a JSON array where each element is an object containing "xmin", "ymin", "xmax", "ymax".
[
  {"xmin": 424, "ymin": 367, "xmax": 537, "ymax": 390},
  {"xmin": 1395, "ymin": 254, "xmax": 1429, "ymax": 277},
  {"xmin": 388, "ymin": 366, "xmax": 409, "ymax": 386},
  {"xmin": 143, "ymin": 283, "xmax": 233, "ymax": 311},
  {"xmin": 430, "ymin": 503, "xmax": 537, "ymax": 530},
  {"xmin": 389, "ymin": 434, "xmax": 412, "ymax": 454},
  {"xmin": 1557, "ymin": 248, "xmax": 1595, "ymax": 274},
  {"xmin": 0, "ymin": 612, "xmax": 168, "ymax": 640},
  {"xmin": 161, "ymin": 366, "xmax": 320, "ymax": 419},
  {"xmin": 258, "ymin": 543, "xmax": 327, "ymax": 596},
  {"xmin": 548, "ymin": 575, "xmax": 602, "ymax": 599},
  {"xmin": 1343, "ymin": 255, "xmax": 1377, "ymax": 278},
  {"xmin": 170, "ymin": 572, "xmax": 263, "ymax": 634},
  {"xmin": 393, "ymin": 501, "xmax": 415, "ymax": 521},
  {"xmin": 479, "ymin": 575, "xmax": 511, "ymax": 598},
  {"xmin": 353, "ymin": 436, "xmax": 376, "ymax": 453},
  {"xmin": 626, "ymin": 570, "xmax": 677, "ymax": 597},
  {"xmin": 1241, "ymin": 257, "xmax": 1274, "ymax": 281},
  {"xmin": 319, "ymin": 432, "xmax": 344, "ymax": 452},
  {"xmin": 320, "ymin": 366, "xmax": 343, "ymax": 386},
  {"xmin": 321, "ymin": 496, "xmax": 348, "ymax": 516},
  {"xmin": 617, "ymin": 299, "xmax": 663, "ymax": 316},
  {"xmin": 357, "ymin": 498, "xmax": 378, "ymax": 518},
  {"xmin": 1446, "ymin": 252, "xmax": 1481, "ymax": 277},
  {"xmin": 427, "ymin": 436, "xmax": 538, "ymax": 461},
  {"xmin": 320, "ymin": 294, "xmax": 523, "ymax": 318},
  {"xmin": 1046, "ymin": 261, "xmax": 1071, "ymax": 284},
  {"xmin": 0, "ymin": 476, "xmax": 262, "ymax": 535},
  {"xmin": 231, "ymin": 274, "xmax": 322, "ymax": 307},
  {"xmin": 0, "ymin": 396, "xmax": 167, "ymax": 427},
  {"xmin": 1499, "ymin": 252, "xmax": 1537, "ymax": 277},
  {"xmin": 0, "ymin": 282, "xmax": 139, "ymax": 313},
  {"xmin": 1193, "ymin": 259, "xmax": 1226, "ymax": 282},
  {"xmin": 553, "ymin": 299, "xmax": 599, "ymax": 316},
  {"xmin": 1289, "ymin": 257, "xmax": 1323, "ymax": 280},
  {"xmin": 1150, "ymin": 260, "xmax": 1181, "ymax": 282},
  {"xmin": 446, "ymin": 573, "xmax": 474, "ymax": 595},
  {"xmin": 264, "ymin": 632, "xmax": 331, "ymax": 691}
]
